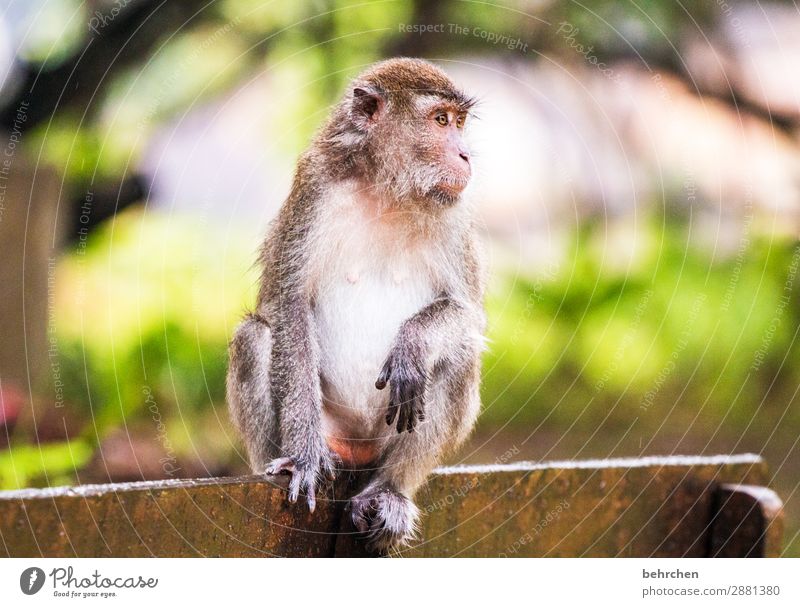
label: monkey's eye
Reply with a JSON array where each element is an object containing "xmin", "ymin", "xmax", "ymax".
[
  {"xmin": 435, "ymin": 113, "xmax": 449, "ymax": 127},
  {"xmin": 456, "ymin": 114, "xmax": 466, "ymax": 129}
]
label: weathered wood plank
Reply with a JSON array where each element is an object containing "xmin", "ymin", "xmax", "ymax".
[
  {"xmin": 709, "ymin": 483, "xmax": 784, "ymax": 557},
  {"xmin": 0, "ymin": 454, "xmax": 778, "ymax": 557},
  {"xmin": 396, "ymin": 455, "xmax": 771, "ymax": 557},
  {"xmin": 0, "ymin": 476, "xmax": 342, "ymax": 557}
]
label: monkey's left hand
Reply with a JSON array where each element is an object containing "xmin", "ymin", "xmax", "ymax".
[{"xmin": 375, "ymin": 346, "xmax": 427, "ymax": 433}]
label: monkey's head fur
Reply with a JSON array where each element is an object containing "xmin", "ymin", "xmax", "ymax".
[{"xmin": 315, "ymin": 58, "xmax": 476, "ymax": 210}]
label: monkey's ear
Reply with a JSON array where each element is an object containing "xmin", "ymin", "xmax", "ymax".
[{"xmin": 351, "ymin": 86, "xmax": 385, "ymax": 130}]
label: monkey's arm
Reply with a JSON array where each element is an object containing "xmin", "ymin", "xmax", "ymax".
[
  {"xmin": 264, "ymin": 295, "xmax": 336, "ymax": 512},
  {"xmin": 358, "ymin": 292, "xmax": 484, "ymax": 549},
  {"xmin": 256, "ymin": 181, "xmax": 337, "ymax": 512},
  {"xmin": 376, "ymin": 293, "xmax": 484, "ymax": 433}
]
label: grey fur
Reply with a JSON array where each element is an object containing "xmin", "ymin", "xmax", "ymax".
[{"xmin": 226, "ymin": 58, "xmax": 486, "ymax": 551}]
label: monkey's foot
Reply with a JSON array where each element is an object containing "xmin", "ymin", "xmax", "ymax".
[
  {"xmin": 264, "ymin": 451, "xmax": 338, "ymax": 514},
  {"xmin": 350, "ymin": 488, "xmax": 420, "ymax": 553}
]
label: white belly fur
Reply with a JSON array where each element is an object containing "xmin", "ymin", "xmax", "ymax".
[{"xmin": 312, "ymin": 185, "xmax": 437, "ymax": 440}]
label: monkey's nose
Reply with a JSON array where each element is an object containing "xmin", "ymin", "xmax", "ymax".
[{"xmin": 459, "ymin": 151, "xmax": 470, "ymax": 164}]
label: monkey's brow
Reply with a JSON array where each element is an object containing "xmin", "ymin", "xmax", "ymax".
[
  {"xmin": 430, "ymin": 89, "xmax": 477, "ymax": 110},
  {"xmin": 411, "ymin": 88, "xmax": 477, "ymax": 111},
  {"xmin": 398, "ymin": 87, "xmax": 478, "ymax": 112}
]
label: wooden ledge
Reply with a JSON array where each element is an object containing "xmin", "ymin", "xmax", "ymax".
[{"xmin": 0, "ymin": 453, "xmax": 781, "ymax": 557}]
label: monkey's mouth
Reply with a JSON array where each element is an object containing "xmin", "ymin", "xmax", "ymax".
[{"xmin": 432, "ymin": 178, "xmax": 468, "ymax": 197}]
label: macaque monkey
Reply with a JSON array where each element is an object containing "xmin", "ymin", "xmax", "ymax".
[{"xmin": 227, "ymin": 58, "xmax": 485, "ymax": 552}]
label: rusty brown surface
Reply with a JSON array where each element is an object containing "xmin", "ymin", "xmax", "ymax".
[
  {"xmin": 396, "ymin": 455, "xmax": 772, "ymax": 557},
  {"xmin": 709, "ymin": 483, "xmax": 785, "ymax": 558},
  {"xmin": 0, "ymin": 475, "xmax": 344, "ymax": 557},
  {"xmin": 0, "ymin": 454, "xmax": 778, "ymax": 557}
]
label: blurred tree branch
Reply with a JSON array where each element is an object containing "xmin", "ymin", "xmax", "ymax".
[
  {"xmin": 0, "ymin": 0, "xmax": 211, "ymax": 132},
  {"xmin": 0, "ymin": 0, "xmax": 213, "ymax": 227}
]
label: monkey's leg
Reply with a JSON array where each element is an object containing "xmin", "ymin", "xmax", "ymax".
[
  {"xmin": 226, "ymin": 313, "xmax": 279, "ymax": 472},
  {"xmin": 350, "ymin": 302, "xmax": 481, "ymax": 552},
  {"xmin": 354, "ymin": 347, "xmax": 482, "ymax": 553}
]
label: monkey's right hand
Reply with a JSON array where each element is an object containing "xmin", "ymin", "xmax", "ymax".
[
  {"xmin": 375, "ymin": 347, "xmax": 427, "ymax": 433},
  {"xmin": 264, "ymin": 448, "xmax": 338, "ymax": 513}
]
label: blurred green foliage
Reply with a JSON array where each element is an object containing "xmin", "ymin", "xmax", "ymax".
[
  {"xmin": 7, "ymin": 206, "xmax": 790, "ymax": 489},
  {"xmin": 483, "ymin": 214, "xmax": 800, "ymax": 434},
  {"xmin": 24, "ymin": 0, "xmax": 731, "ymax": 190},
  {"xmin": 41, "ymin": 208, "xmax": 260, "ymax": 473},
  {"xmin": 6, "ymin": 0, "xmax": 798, "ymax": 554},
  {"xmin": 0, "ymin": 440, "xmax": 92, "ymax": 490}
]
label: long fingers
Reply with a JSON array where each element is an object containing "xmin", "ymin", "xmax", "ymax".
[
  {"xmin": 375, "ymin": 358, "xmax": 392, "ymax": 390},
  {"xmin": 287, "ymin": 468, "xmax": 317, "ymax": 513},
  {"xmin": 305, "ymin": 480, "xmax": 317, "ymax": 513},
  {"xmin": 385, "ymin": 380, "xmax": 425, "ymax": 433},
  {"xmin": 415, "ymin": 391, "xmax": 426, "ymax": 422},
  {"xmin": 385, "ymin": 383, "xmax": 400, "ymax": 425},
  {"xmin": 288, "ymin": 472, "xmax": 301, "ymax": 504}
]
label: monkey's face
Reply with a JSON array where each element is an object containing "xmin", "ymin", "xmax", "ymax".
[
  {"xmin": 413, "ymin": 96, "xmax": 472, "ymax": 206},
  {"xmin": 348, "ymin": 81, "xmax": 474, "ymax": 209}
]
